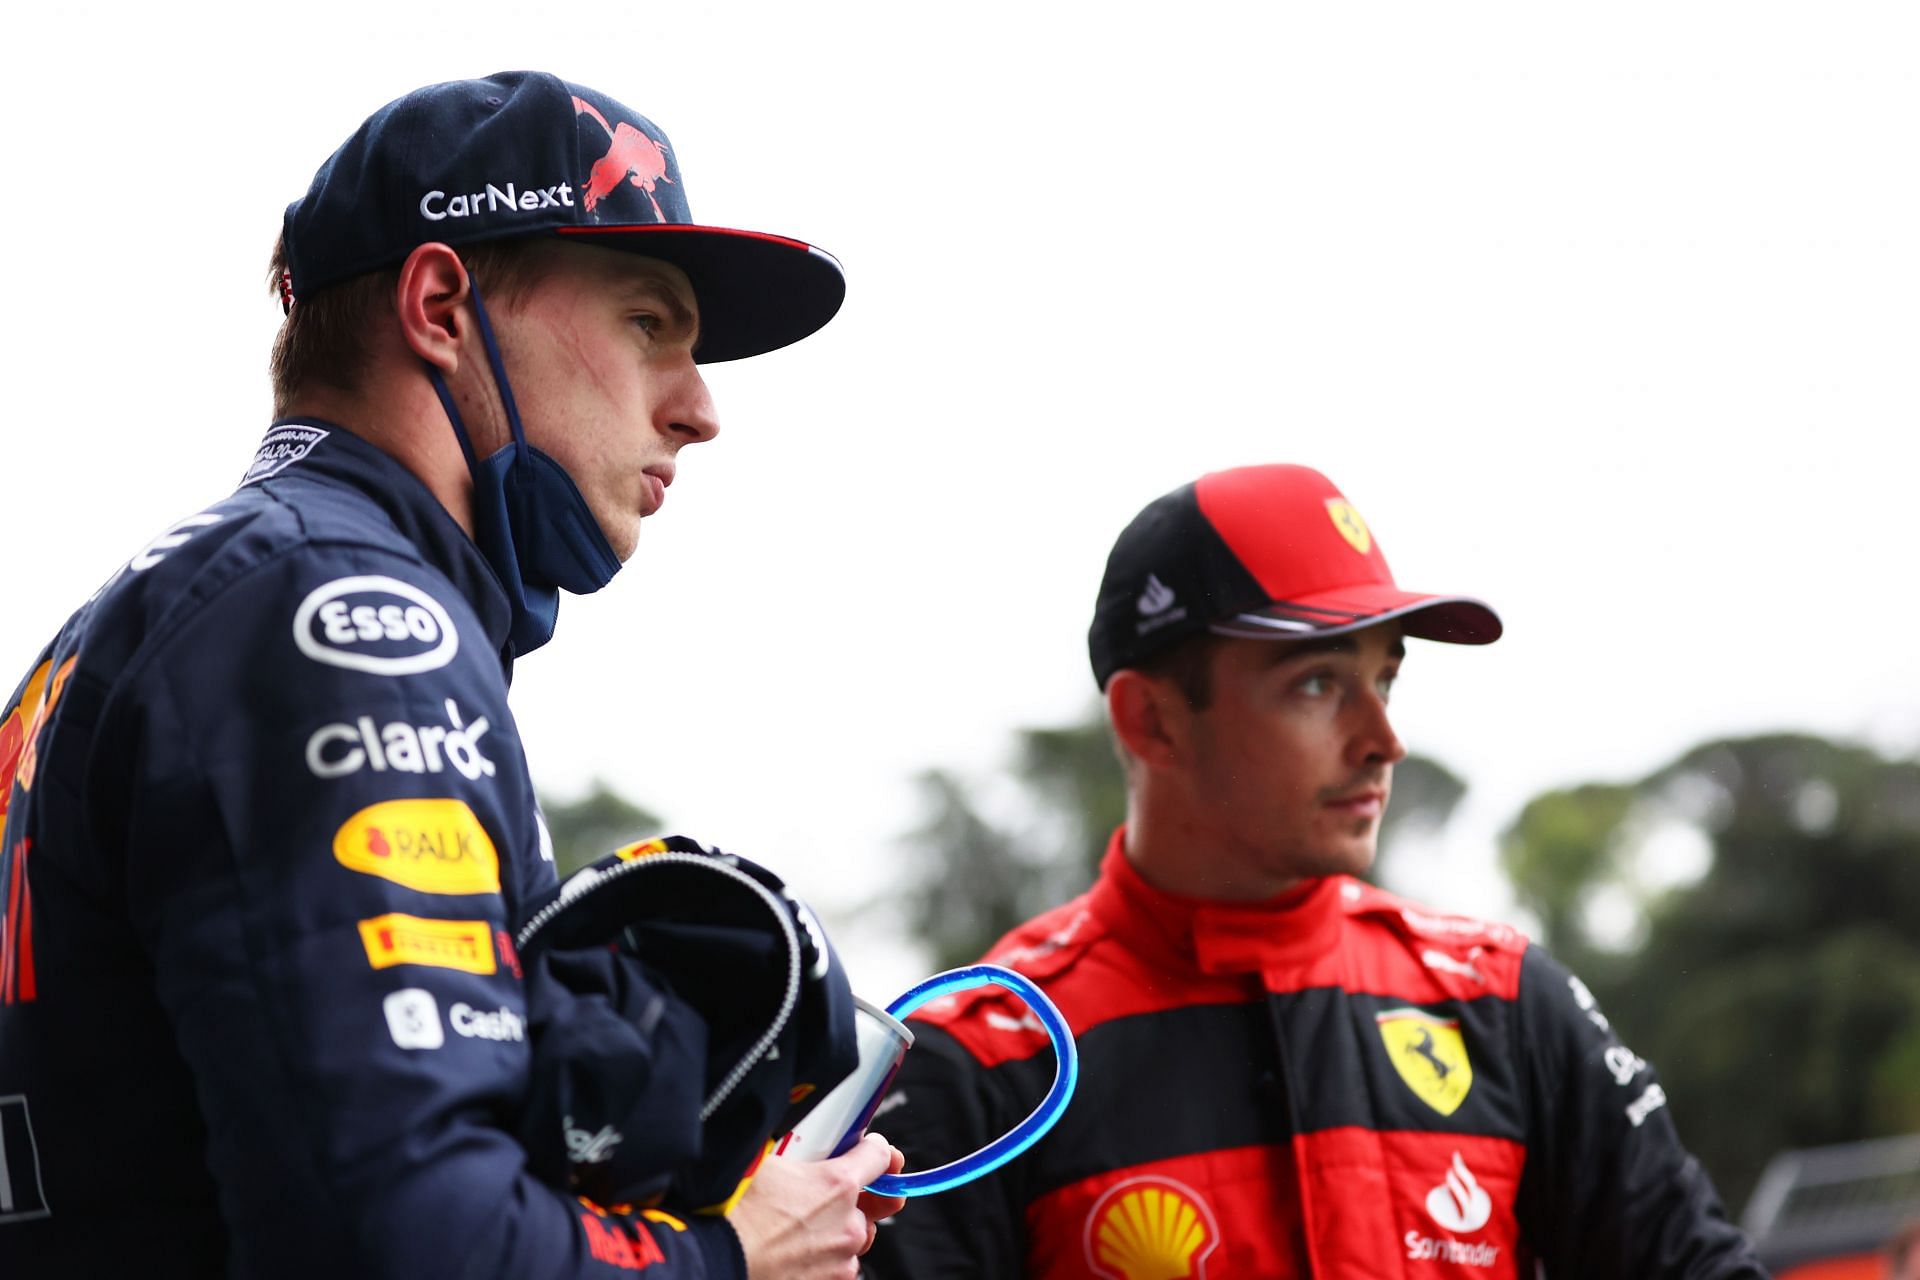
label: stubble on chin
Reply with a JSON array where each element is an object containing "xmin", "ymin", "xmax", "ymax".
[
  {"xmin": 1308, "ymin": 821, "xmax": 1381, "ymax": 881},
  {"xmin": 602, "ymin": 506, "xmax": 641, "ymax": 562}
]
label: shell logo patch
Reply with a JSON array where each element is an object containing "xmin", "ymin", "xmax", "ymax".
[
  {"xmin": 333, "ymin": 798, "xmax": 501, "ymax": 895},
  {"xmin": 1377, "ymin": 1007, "xmax": 1473, "ymax": 1116},
  {"xmin": 1325, "ymin": 499, "xmax": 1372, "ymax": 555},
  {"xmin": 1084, "ymin": 1176, "xmax": 1219, "ymax": 1280}
]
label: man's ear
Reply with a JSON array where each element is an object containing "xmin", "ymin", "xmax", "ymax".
[
  {"xmin": 1107, "ymin": 669, "xmax": 1189, "ymax": 772},
  {"xmin": 395, "ymin": 243, "xmax": 471, "ymax": 375}
]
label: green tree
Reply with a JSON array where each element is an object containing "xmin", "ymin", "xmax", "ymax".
[
  {"xmin": 537, "ymin": 780, "xmax": 665, "ymax": 880},
  {"xmin": 1498, "ymin": 782, "xmax": 1636, "ymax": 975},
  {"xmin": 1498, "ymin": 734, "xmax": 1920, "ymax": 1211},
  {"xmin": 898, "ymin": 769, "xmax": 1058, "ymax": 972},
  {"xmin": 1015, "ymin": 713, "xmax": 1129, "ymax": 887},
  {"xmin": 1372, "ymin": 753, "xmax": 1469, "ymax": 886}
]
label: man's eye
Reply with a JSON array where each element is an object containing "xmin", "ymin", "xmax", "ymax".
[
  {"xmin": 1376, "ymin": 674, "xmax": 1396, "ymax": 702},
  {"xmin": 1296, "ymin": 673, "xmax": 1334, "ymax": 697},
  {"xmin": 632, "ymin": 313, "xmax": 661, "ymax": 334}
]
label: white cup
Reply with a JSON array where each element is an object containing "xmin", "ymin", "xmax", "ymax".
[{"xmin": 777, "ymin": 995, "xmax": 914, "ymax": 1161}]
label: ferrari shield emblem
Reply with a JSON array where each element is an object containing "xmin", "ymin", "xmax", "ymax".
[
  {"xmin": 1376, "ymin": 1008, "xmax": 1473, "ymax": 1115},
  {"xmin": 1325, "ymin": 499, "xmax": 1372, "ymax": 555}
]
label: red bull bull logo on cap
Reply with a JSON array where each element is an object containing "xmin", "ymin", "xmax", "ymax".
[{"xmin": 573, "ymin": 97, "xmax": 673, "ymax": 219}]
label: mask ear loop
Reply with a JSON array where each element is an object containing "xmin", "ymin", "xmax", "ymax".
[
  {"xmin": 865, "ymin": 964, "xmax": 1079, "ymax": 1198},
  {"xmin": 426, "ymin": 274, "xmax": 524, "ymax": 469},
  {"xmin": 462, "ymin": 278, "xmax": 531, "ymax": 454}
]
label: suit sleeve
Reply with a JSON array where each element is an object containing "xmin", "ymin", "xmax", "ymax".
[
  {"xmin": 862, "ymin": 1020, "xmax": 1029, "ymax": 1280},
  {"xmin": 1513, "ymin": 945, "xmax": 1770, "ymax": 1279},
  {"xmin": 105, "ymin": 548, "xmax": 742, "ymax": 1280}
]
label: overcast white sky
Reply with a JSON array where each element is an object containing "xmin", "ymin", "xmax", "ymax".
[{"xmin": 6, "ymin": 2, "xmax": 1916, "ymax": 996}]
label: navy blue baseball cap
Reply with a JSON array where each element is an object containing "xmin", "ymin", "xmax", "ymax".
[{"xmin": 282, "ymin": 71, "xmax": 845, "ymax": 363}]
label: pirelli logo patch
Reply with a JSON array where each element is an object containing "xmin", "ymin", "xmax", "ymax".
[
  {"xmin": 358, "ymin": 913, "xmax": 496, "ymax": 975},
  {"xmin": 333, "ymin": 798, "xmax": 500, "ymax": 895}
]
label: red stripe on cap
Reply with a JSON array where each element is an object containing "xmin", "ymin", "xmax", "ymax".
[
  {"xmin": 1194, "ymin": 466, "xmax": 1398, "ymax": 603},
  {"xmin": 555, "ymin": 224, "xmax": 814, "ymax": 252}
]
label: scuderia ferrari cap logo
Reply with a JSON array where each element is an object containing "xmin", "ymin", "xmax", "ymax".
[
  {"xmin": 1376, "ymin": 1008, "xmax": 1474, "ymax": 1115},
  {"xmin": 1325, "ymin": 498, "xmax": 1372, "ymax": 555}
]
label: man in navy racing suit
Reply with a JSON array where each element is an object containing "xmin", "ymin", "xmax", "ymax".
[{"xmin": 0, "ymin": 72, "xmax": 900, "ymax": 1278}]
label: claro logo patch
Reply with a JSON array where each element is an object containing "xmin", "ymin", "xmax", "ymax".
[
  {"xmin": 292, "ymin": 576, "xmax": 459, "ymax": 675},
  {"xmin": 333, "ymin": 798, "xmax": 501, "ymax": 895}
]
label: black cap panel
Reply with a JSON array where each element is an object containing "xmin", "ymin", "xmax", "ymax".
[{"xmin": 1087, "ymin": 484, "xmax": 1269, "ymax": 688}]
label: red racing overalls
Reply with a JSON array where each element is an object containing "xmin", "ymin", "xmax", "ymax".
[{"xmin": 864, "ymin": 830, "xmax": 1766, "ymax": 1279}]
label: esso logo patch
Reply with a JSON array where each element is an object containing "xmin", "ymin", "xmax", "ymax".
[{"xmin": 293, "ymin": 576, "xmax": 459, "ymax": 675}]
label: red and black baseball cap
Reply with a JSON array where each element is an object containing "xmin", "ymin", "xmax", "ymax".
[
  {"xmin": 281, "ymin": 71, "xmax": 844, "ymax": 363},
  {"xmin": 1088, "ymin": 465, "xmax": 1502, "ymax": 689}
]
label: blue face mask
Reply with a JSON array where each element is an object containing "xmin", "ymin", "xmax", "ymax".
[{"xmin": 430, "ymin": 279, "xmax": 622, "ymax": 657}]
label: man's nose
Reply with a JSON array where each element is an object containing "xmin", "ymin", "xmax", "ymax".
[
  {"xmin": 1350, "ymin": 688, "xmax": 1407, "ymax": 768},
  {"xmin": 665, "ymin": 362, "xmax": 720, "ymax": 444}
]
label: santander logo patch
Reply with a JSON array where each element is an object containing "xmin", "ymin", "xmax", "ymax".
[{"xmin": 1425, "ymin": 1152, "xmax": 1492, "ymax": 1233}]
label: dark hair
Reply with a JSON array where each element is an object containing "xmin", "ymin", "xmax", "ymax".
[
  {"xmin": 1127, "ymin": 632, "xmax": 1224, "ymax": 711},
  {"xmin": 264, "ymin": 236, "xmax": 549, "ymax": 416}
]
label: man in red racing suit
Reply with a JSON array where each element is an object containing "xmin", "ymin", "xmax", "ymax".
[{"xmin": 864, "ymin": 465, "xmax": 1766, "ymax": 1279}]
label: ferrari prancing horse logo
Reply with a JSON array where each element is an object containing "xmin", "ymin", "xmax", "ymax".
[
  {"xmin": 1376, "ymin": 1008, "xmax": 1474, "ymax": 1116},
  {"xmin": 1325, "ymin": 499, "xmax": 1372, "ymax": 555}
]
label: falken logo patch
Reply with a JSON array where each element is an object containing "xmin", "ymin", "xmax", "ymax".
[
  {"xmin": 333, "ymin": 798, "xmax": 501, "ymax": 895},
  {"xmin": 1376, "ymin": 1007, "xmax": 1474, "ymax": 1115},
  {"xmin": 241, "ymin": 425, "xmax": 328, "ymax": 486},
  {"xmin": 359, "ymin": 913, "xmax": 496, "ymax": 974},
  {"xmin": 1083, "ymin": 1176, "xmax": 1219, "ymax": 1280},
  {"xmin": 293, "ymin": 576, "xmax": 459, "ymax": 676}
]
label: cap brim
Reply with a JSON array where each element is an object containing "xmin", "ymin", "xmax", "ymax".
[
  {"xmin": 1211, "ymin": 584, "xmax": 1502, "ymax": 646},
  {"xmin": 556, "ymin": 223, "xmax": 845, "ymax": 363}
]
